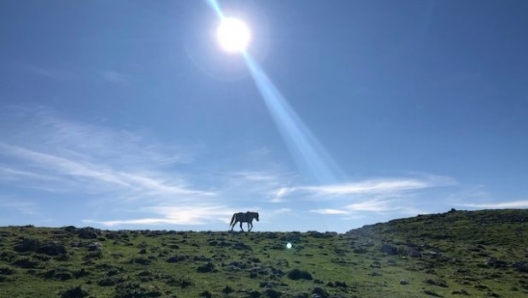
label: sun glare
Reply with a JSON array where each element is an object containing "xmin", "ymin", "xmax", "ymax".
[{"xmin": 217, "ymin": 17, "xmax": 251, "ymax": 53}]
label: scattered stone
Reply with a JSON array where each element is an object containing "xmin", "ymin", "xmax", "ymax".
[
  {"xmin": 312, "ymin": 287, "xmax": 329, "ymax": 298},
  {"xmin": 87, "ymin": 242, "xmax": 103, "ymax": 251},
  {"xmin": 486, "ymin": 258, "xmax": 508, "ymax": 269},
  {"xmin": 380, "ymin": 244, "xmax": 398, "ymax": 255},
  {"xmin": 400, "ymin": 279, "xmax": 409, "ymax": 285},
  {"xmin": 60, "ymin": 285, "xmax": 88, "ymax": 298},
  {"xmin": 287, "ymin": 269, "xmax": 313, "ymax": 280},
  {"xmin": 11, "ymin": 257, "xmax": 40, "ymax": 269},
  {"xmin": 13, "ymin": 238, "xmax": 38, "ymax": 252},
  {"xmin": 77, "ymin": 228, "xmax": 99, "ymax": 239},
  {"xmin": 37, "ymin": 242, "xmax": 67, "ymax": 256},
  {"xmin": 424, "ymin": 278, "xmax": 448, "ymax": 288},
  {"xmin": 166, "ymin": 255, "xmax": 187, "ymax": 263},
  {"xmin": 222, "ymin": 285, "xmax": 234, "ymax": 294},
  {"xmin": 513, "ymin": 261, "xmax": 528, "ymax": 273},
  {"xmin": 0, "ymin": 267, "xmax": 14, "ymax": 275},
  {"xmin": 197, "ymin": 262, "xmax": 215, "ymax": 273},
  {"xmin": 452, "ymin": 289, "xmax": 470, "ymax": 296},
  {"xmin": 265, "ymin": 288, "xmax": 282, "ymax": 298},
  {"xmin": 423, "ymin": 289, "xmax": 443, "ymax": 297}
]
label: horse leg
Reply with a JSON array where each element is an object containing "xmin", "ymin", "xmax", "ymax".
[
  {"xmin": 239, "ymin": 221, "xmax": 244, "ymax": 232},
  {"xmin": 248, "ymin": 222, "xmax": 253, "ymax": 232}
]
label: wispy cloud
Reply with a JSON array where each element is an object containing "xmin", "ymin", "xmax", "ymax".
[
  {"xmin": 85, "ymin": 204, "xmax": 234, "ymax": 227},
  {"xmin": 26, "ymin": 65, "xmax": 75, "ymax": 80},
  {"xmin": 0, "ymin": 106, "xmax": 221, "ymax": 225},
  {"xmin": 344, "ymin": 199, "xmax": 394, "ymax": 212},
  {"xmin": 101, "ymin": 70, "xmax": 129, "ymax": 84},
  {"xmin": 461, "ymin": 200, "xmax": 528, "ymax": 209},
  {"xmin": 298, "ymin": 175, "xmax": 454, "ymax": 197},
  {"xmin": 310, "ymin": 209, "xmax": 348, "ymax": 215},
  {"xmin": 270, "ymin": 187, "xmax": 295, "ymax": 203}
]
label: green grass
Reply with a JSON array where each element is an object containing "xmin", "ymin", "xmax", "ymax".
[{"xmin": 0, "ymin": 209, "xmax": 527, "ymax": 297}]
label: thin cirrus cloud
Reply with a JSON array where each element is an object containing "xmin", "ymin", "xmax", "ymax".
[
  {"xmin": 298, "ymin": 177, "xmax": 453, "ymax": 197},
  {"xmin": 25, "ymin": 65, "xmax": 75, "ymax": 80},
  {"xmin": 101, "ymin": 70, "xmax": 129, "ymax": 84},
  {"xmin": 310, "ymin": 209, "xmax": 349, "ymax": 215},
  {"xmin": 84, "ymin": 204, "xmax": 235, "ymax": 226},
  {"xmin": 461, "ymin": 200, "xmax": 528, "ymax": 209},
  {"xmin": 301, "ymin": 176, "xmax": 456, "ymax": 218},
  {"xmin": 0, "ymin": 106, "xmax": 222, "ymax": 226}
]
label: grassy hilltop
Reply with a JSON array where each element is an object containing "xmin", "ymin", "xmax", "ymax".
[{"xmin": 1, "ymin": 209, "xmax": 527, "ymax": 298}]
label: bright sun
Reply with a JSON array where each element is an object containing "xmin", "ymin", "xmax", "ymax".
[{"xmin": 216, "ymin": 17, "xmax": 251, "ymax": 53}]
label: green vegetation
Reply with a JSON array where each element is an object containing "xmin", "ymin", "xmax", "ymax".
[{"xmin": 1, "ymin": 209, "xmax": 527, "ymax": 297}]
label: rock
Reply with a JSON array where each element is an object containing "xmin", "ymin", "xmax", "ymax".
[
  {"xmin": 234, "ymin": 242, "xmax": 252, "ymax": 250},
  {"xmin": 380, "ymin": 244, "xmax": 398, "ymax": 255},
  {"xmin": 264, "ymin": 289, "xmax": 282, "ymax": 298},
  {"xmin": 312, "ymin": 287, "xmax": 329, "ymax": 298},
  {"xmin": 400, "ymin": 279, "xmax": 409, "ymax": 285},
  {"xmin": 86, "ymin": 242, "xmax": 103, "ymax": 251},
  {"xmin": 37, "ymin": 242, "xmax": 67, "ymax": 256},
  {"xmin": 77, "ymin": 228, "xmax": 99, "ymax": 239},
  {"xmin": 513, "ymin": 261, "xmax": 528, "ymax": 273},
  {"xmin": 197, "ymin": 262, "xmax": 215, "ymax": 273},
  {"xmin": 13, "ymin": 238, "xmax": 38, "ymax": 252},
  {"xmin": 486, "ymin": 257, "xmax": 508, "ymax": 269},
  {"xmin": 287, "ymin": 269, "xmax": 313, "ymax": 280}
]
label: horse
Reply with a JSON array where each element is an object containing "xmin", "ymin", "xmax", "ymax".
[{"xmin": 229, "ymin": 211, "xmax": 259, "ymax": 232}]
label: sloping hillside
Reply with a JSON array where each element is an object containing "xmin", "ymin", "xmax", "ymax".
[{"xmin": 0, "ymin": 209, "xmax": 527, "ymax": 297}]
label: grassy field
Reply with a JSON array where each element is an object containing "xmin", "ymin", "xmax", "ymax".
[{"xmin": 1, "ymin": 209, "xmax": 527, "ymax": 297}]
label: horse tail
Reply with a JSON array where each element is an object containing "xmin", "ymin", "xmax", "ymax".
[{"xmin": 229, "ymin": 213, "xmax": 236, "ymax": 227}]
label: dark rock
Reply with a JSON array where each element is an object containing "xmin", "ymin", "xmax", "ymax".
[
  {"xmin": 62, "ymin": 226, "xmax": 77, "ymax": 233},
  {"xmin": 14, "ymin": 238, "xmax": 38, "ymax": 252},
  {"xmin": 287, "ymin": 269, "xmax": 313, "ymax": 280},
  {"xmin": 234, "ymin": 242, "xmax": 252, "ymax": 250},
  {"xmin": 0, "ymin": 267, "xmax": 14, "ymax": 275},
  {"xmin": 11, "ymin": 257, "xmax": 40, "ymax": 269},
  {"xmin": 265, "ymin": 289, "xmax": 282, "ymax": 298},
  {"xmin": 77, "ymin": 228, "xmax": 99, "ymax": 239},
  {"xmin": 380, "ymin": 244, "xmax": 398, "ymax": 255},
  {"xmin": 486, "ymin": 258, "xmax": 508, "ymax": 269},
  {"xmin": 423, "ymin": 289, "xmax": 443, "ymax": 297},
  {"xmin": 424, "ymin": 279, "xmax": 448, "ymax": 288},
  {"xmin": 166, "ymin": 255, "xmax": 187, "ymax": 263},
  {"xmin": 41, "ymin": 268, "xmax": 73, "ymax": 281},
  {"xmin": 513, "ymin": 261, "xmax": 528, "ymax": 273},
  {"xmin": 222, "ymin": 285, "xmax": 234, "ymax": 294},
  {"xmin": 452, "ymin": 289, "xmax": 470, "ymax": 295},
  {"xmin": 61, "ymin": 285, "xmax": 88, "ymax": 298},
  {"xmin": 87, "ymin": 242, "xmax": 103, "ymax": 251},
  {"xmin": 312, "ymin": 287, "xmax": 329, "ymax": 298},
  {"xmin": 37, "ymin": 242, "xmax": 67, "ymax": 256},
  {"xmin": 197, "ymin": 262, "xmax": 215, "ymax": 273}
]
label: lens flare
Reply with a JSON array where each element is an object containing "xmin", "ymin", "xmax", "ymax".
[{"xmin": 217, "ymin": 18, "xmax": 251, "ymax": 53}]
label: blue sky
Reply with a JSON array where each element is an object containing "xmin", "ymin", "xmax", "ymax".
[{"xmin": 1, "ymin": 0, "xmax": 527, "ymax": 232}]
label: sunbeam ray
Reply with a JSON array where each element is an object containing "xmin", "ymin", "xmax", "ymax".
[
  {"xmin": 243, "ymin": 54, "xmax": 343, "ymax": 184},
  {"xmin": 207, "ymin": 0, "xmax": 343, "ymax": 184},
  {"xmin": 206, "ymin": 0, "xmax": 225, "ymax": 19}
]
